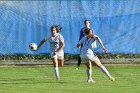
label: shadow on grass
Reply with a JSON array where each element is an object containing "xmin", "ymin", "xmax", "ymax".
[{"xmin": 0, "ymin": 78, "xmax": 65, "ymax": 84}]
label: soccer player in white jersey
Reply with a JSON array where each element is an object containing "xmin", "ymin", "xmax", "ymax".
[
  {"xmin": 37, "ymin": 25, "xmax": 65, "ymax": 80},
  {"xmin": 77, "ymin": 28, "xmax": 115, "ymax": 83},
  {"xmin": 77, "ymin": 19, "xmax": 97, "ymax": 70}
]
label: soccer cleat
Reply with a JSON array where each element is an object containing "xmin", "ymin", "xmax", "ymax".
[
  {"xmin": 76, "ymin": 67, "xmax": 79, "ymax": 70},
  {"xmin": 56, "ymin": 77, "xmax": 60, "ymax": 81},
  {"xmin": 109, "ymin": 76, "xmax": 115, "ymax": 81},
  {"xmin": 87, "ymin": 79, "xmax": 95, "ymax": 83}
]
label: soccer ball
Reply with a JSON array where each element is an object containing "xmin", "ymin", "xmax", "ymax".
[{"xmin": 29, "ymin": 43, "xmax": 37, "ymax": 51}]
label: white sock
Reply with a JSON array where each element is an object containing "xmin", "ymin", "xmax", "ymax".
[
  {"xmin": 54, "ymin": 67, "xmax": 59, "ymax": 78},
  {"xmin": 86, "ymin": 69, "xmax": 92, "ymax": 80},
  {"xmin": 100, "ymin": 65, "xmax": 111, "ymax": 78}
]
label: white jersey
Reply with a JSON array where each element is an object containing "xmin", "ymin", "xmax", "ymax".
[
  {"xmin": 45, "ymin": 33, "xmax": 64, "ymax": 52},
  {"xmin": 78, "ymin": 35, "xmax": 97, "ymax": 56}
]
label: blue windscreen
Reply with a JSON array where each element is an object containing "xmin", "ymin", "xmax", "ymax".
[{"xmin": 0, "ymin": 0, "xmax": 140, "ymax": 54}]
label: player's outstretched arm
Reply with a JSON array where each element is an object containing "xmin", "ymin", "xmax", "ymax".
[
  {"xmin": 37, "ymin": 39, "xmax": 46, "ymax": 50},
  {"xmin": 96, "ymin": 35, "xmax": 107, "ymax": 52}
]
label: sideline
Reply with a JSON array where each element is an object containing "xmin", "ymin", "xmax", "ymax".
[{"xmin": 0, "ymin": 58, "xmax": 140, "ymax": 66}]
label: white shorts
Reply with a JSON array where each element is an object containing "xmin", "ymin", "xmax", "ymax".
[
  {"xmin": 80, "ymin": 53, "xmax": 99, "ymax": 63},
  {"xmin": 50, "ymin": 51, "xmax": 64, "ymax": 59}
]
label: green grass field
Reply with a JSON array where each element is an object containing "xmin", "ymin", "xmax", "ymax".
[{"xmin": 0, "ymin": 64, "xmax": 139, "ymax": 93}]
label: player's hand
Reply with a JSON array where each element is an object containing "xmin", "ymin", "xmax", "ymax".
[
  {"xmin": 102, "ymin": 47, "xmax": 108, "ymax": 53},
  {"xmin": 54, "ymin": 51, "xmax": 58, "ymax": 55},
  {"xmin": 77, "ymin": 44, "xmax": 81, "ymax": 48}
]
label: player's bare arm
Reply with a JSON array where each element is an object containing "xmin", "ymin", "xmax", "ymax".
[
  {"xmin": 95, "ymin": 35, "xmax": 107, "ymax": 52},
  {"xmin": 37, "ymin": 39, "xmax": 46, "ymax": 50}
]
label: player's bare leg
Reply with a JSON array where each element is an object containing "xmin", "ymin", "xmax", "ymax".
[
  {"xmin": 93, "ymin": 59, "xmax": 115, "ymax": 81},
  {"xmin": 85, "ymin": 62, "xmax": 95, "ymax": 83},
  {"xmin": 52, "ymin": 58, "xmax": 60, "ymax": 80},
  {"xmin": 58, "ymin": 59, "xmax": 64, "ymax": 67}
]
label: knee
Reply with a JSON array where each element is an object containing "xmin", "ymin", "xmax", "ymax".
[
  {"xmin": 98, "ymin": 64, "xmax": 103, "ymax": 68},
  {"xmin": 53, "ymin": 62, "xmax": 58, "ymax": 67}
]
